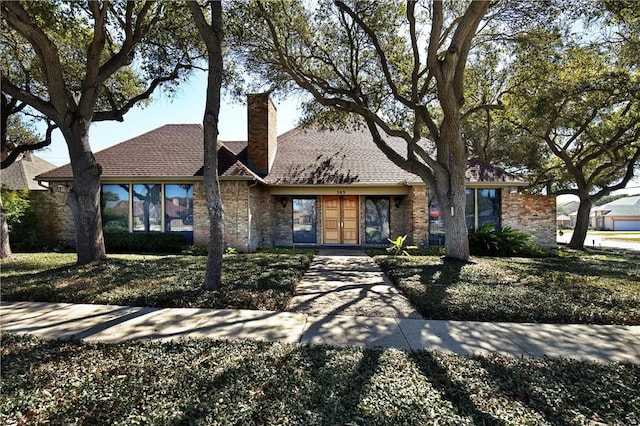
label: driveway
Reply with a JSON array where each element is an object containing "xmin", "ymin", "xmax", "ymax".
[{"xmin": 557, "ymin": 231, "xmax": 640, "ymax": 252}]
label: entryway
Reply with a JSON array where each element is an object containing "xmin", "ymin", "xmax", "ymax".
[{"xmin": 322, "ymin": 195, "xmax": 359, "ymax": 244}]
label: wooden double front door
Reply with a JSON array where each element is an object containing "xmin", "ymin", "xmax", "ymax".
[{"xmin": 323, "ymin": 195, "xmax": 359, "ymax": 244}]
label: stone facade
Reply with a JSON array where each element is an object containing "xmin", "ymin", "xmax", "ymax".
[
  {"xmin": 38, "ymin": 180, "xmax": 556, "ymax": 252},
  {"xmin": 46, "ymin": 183, "xmax": 75, "ymax": 247},
  {"xmin": 501, "ymin": 190, "xmax": 556, "ymax": 247}
]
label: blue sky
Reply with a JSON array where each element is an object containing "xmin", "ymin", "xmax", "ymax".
[{"xmin": 37, "ymin": 70, "xmax": 302, "ymax": 166}]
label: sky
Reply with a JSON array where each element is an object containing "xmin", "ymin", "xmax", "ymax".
[
  {"xmin": 36, "ymin": 70, "xmax": 303, "ymax": 167},
  {"xmin": 31, "ymin": 69, "xmax": 640, "ymax": 199}
]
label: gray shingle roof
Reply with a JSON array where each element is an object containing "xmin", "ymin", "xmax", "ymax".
[
  {"xmin": 594, "ymin": 196, "xmax": 640, "ymax": 216},
  {"xmin": 1, "ymin": 153, "xmax": 57, "ymax": 190}
]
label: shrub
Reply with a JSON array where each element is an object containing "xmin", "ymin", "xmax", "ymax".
[
  {"xmin": 468, "ymin": 225, "xmax": 538, "ymax": 257},
  {"xmin": 2, "ymin": 188, "xmax": 50, "ymax": 251},
  {"xmin": 386, "ymin": 235, "xmax": 419, "ymax": 256},
  {"xmin": 104, "ymin": 232, "xmax": 187, "ymax": 254}
]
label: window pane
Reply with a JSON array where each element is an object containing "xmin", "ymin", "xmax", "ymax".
[
  {"xmin": 102, "ymin": 184, "xmax": 129, "ymax": 233},
  {"xmin": 428, "ymin": 191, "xmax": 445, "ymax": 246},
  {"xmin": 293, "ymin": 198, "xmax": 316, "ymax": 243},
  {"xmin": 165, "ymin": 184, "xmax": 194, "ymax": 232},
  {"xmin": 477, "ymin": 189, "xmax": 500, "ymax": 229},
  {"xmin": 465, "ymin": 189, "xmax": 475, "ymax": 231},
  {"xmin": 132, "ymin": 184, "xmax": 162, "ymax": 232},
  {"xmin": 365, "ymin": 198, "xmax": 390, "ymax": 244}
]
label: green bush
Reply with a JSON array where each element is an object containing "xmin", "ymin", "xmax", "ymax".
[
  {"xmin": 104, "ymin": 232, "xmax": 187, "ymax": 254},
  {"xmin": 2, "ymin": 188, "xmax": 50, "ymax": 251},
  {"xmin": 469, "ymin": 225, "xmax": 539, "ymax": 257}
]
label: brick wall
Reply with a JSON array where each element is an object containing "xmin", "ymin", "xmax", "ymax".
[
  {"xmin": 248, "ymin": 185, "xmax": 275, "ymax": 249},
  {"xmin": 45, "ymin": 183, "xmax": 76, "ymax": 247},
  {"xmin": 29, "ymin": 190, "xmax": 61, "ymax": 248},
  {"xmin": 390, "ymin": 195, "xmax": 412, "ymax": 243},
  {"xmin": 408, "ymin": 186, "xmax": 429, "ymax": 247},
  {"xmin": 192, "ymin": 181, "xmax": 208, "ymax": 246},
  {"xmin": 247, "ymin": 94, "xmax": 277, "ymax": 176},
  {"xmin": 501, "ymin": 189, "xmax": 556, "ymax": 247}
]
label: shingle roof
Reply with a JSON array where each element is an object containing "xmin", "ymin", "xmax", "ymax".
[
  {"xmin": 1, "ymin": 153, "xmax": 57, "ymax": 190},
  {"xmin": 266, "ymin": 126, "xmax": 525, "ymax": 186},
  {"xmin": 593, "ymin": 195, "xmax": 640, "ymax": 216},
  {"xmin": 38, "ymin": 124, "xmax": 257, "ymax": 181},
  {"xmin": 37, "ymin": 123, "xmax": 526, "ymax": 187}
]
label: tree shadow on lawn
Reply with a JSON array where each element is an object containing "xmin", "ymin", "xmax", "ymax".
[
  {"xmin": 0, "ymin": 258, "xmax": 177, "ymax": 304},
  {"xmin": 475, "ymin": 355, "xmax": 640, "ymax": 425},
  {"xmin": 410, "ymin": 350, "xmax": 509, "ymax": 425}
]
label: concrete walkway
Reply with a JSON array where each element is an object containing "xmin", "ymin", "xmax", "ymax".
[
  {"xmin": 2, "ymin": 301, "xmax": 639, "ymax": 363},
  {"xmin": 1, "ymin": 251, "xmax": 639, "ymax": 364},
  {"xmin": 286, "ymin": 249, "xmax": 422, "ymax": 318}
]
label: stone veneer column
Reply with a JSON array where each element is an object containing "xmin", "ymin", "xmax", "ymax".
[
  {"xmin": 192, "ymin": 181, "xmax": 208, "ymax": 247},
  {"xmin": 409, "ymin": 186, "xmax": 429, "ymax": 247}
]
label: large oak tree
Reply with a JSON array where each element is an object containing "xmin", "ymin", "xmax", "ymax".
[
  {"xmin": 1, "ymin": 1, "xmax": 202, "ymax": 264},
  {"xmin": 230, "ymin": 0, "xmax": 492, "ymax": 261}
]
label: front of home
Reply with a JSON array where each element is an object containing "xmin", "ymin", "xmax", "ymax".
[
  {"xmin": 590, "ymin": 196, "xmax": 640, "ymax": 231},
  {"xmin": 37, "ymin": 94, "xmax": 556, "ymax": 251}
]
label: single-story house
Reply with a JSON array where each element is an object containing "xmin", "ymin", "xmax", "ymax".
[
  {"xmin": 37, "ymin": 94, "xmax": 556, "ymax": 250},
  {"xmin": 591, "ymin": 196, "xmax": 640, "ymax": 231},
  {"xmin": 1, "ymin": 152, "xmax": 58, "ymax": 248}
]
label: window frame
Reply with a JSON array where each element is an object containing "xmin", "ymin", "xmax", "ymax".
[{"xmin": 364, "ymin": 196, "xmax": 391, "ymax": 244}]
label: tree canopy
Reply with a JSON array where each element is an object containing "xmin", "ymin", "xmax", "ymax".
[
  {"xmin": 1, "ymin": 0, "xmax": 203, "ymax": 264},
  {"xmin": 228, "ymin": 0, "xmax": 495, "ymax": 261}
]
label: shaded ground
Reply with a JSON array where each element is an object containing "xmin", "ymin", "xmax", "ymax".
[{"xmin": 286, "ymin": 250, "xmax": 422, "ymax": 318}]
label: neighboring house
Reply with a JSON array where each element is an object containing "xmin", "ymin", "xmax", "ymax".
[
  {"xmin": 2, "ymin": 152, "xmax": 56, "ymax": 191},
  {"xmin": 1, "ymin": 152, "xmax": 58, "ymax": 247},
  {"xmin": 37, "ymin": 94, "xmax": 556, "ymax": 250},
  {"xmin": 556, "ymin": 214, "xmax": 572, "ymax": 229},
  {"xmin": 591, "ymin": 196, "xmax": 640, "ymax": 231}
]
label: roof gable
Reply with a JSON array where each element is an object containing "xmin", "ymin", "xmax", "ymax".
[{"xmin": 1, "ymin": 153, "xmax": 57, "ymax": 190}]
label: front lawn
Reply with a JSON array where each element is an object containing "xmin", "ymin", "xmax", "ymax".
[
  {"xmin": 375, "ymin": 250, "xmax": 640, "ymax": 325},
  {"xmin": 0, "ymin": 251, "xmax": 315, "ymax": 311},
  {"xmin": 2, "ymin": 333, "xmax": 638, "ymax": 425}
]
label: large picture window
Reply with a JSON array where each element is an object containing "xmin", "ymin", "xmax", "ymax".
[
  {"xmin": 477, "ymin": 189, "xmax": 500, "ymax": 228},
  {"xmin": 365, "ymin": 197, "xmax": 390, "ymax": 244},
  {"xmin": 102, "ymin": 184, "xmax": 130, "ymax": 233},
  {"xmin": 165, "ymin": 184, "xmax": 194, "ymax": 232},
  {"xmin": 293, "ymin": 198, "xmax": 317, "ymax": 243},
  {"xmin": 101, "ymin": 183, "xmax": 194, "ymax": 241},
  {"xmin": 429, "ymin": 188, "xmax": 501, "ymax": 246},
  {"xmin": 132, "ymin": 184, "xmax": 162, "ymax": 232}
]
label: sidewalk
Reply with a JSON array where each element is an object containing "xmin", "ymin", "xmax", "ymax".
[{"xmin": 2, "ymin": 300, "xmax": 639, "ymax": 364}]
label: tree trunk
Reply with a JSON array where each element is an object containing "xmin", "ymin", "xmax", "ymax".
[
  {"xmin": 0, "ymin": 194, "xmax": 12, "ymax": 259},
  {"xmin": 435, "ymin": 112, "xmax": 470, "ymax": 262},
  {"xmin": 63, "ymin": 121, "xmax": 107, "ymax": 265},
  {"xmin": 193, "ymin": 0, "xmax": 225, "ymax": 291},
  {"xmin": 203, "ymin": 113, "xmax": 224, "ymax": 291},
  {"xmin": 569, "ymin": 197, "xmax": 593, "ymax": 250}
]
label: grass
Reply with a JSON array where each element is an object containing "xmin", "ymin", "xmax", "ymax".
[
  {"xmin": 2, "ymin": 333, "xmax": 638, "ymax": 425},
  {"xmin": 375, "ymin": 249, "xmax": 640, "ymax": 325},
  {"xmin": 0, "ymin": 251, "xmax": 315, "ymax": 311}
]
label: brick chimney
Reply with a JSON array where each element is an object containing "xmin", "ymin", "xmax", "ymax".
[{"xmin": 247, "ymin": 93, "xmax": 277, "ymax": 176}]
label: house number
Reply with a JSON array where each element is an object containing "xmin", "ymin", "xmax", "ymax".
[{"xmin": 337, "ymin": 190, "xmax": 346, "ymax": 195}]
